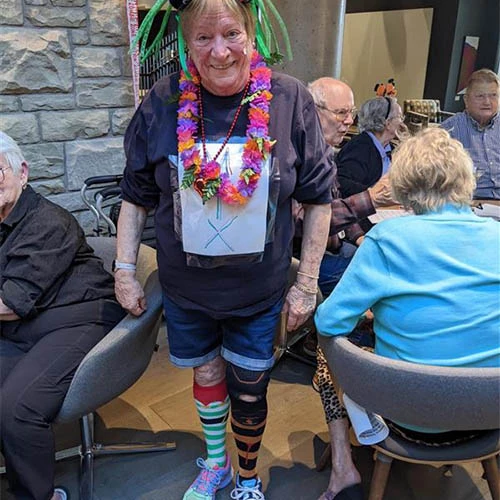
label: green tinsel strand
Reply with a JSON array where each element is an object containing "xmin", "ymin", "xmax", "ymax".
[
  {"xmin": 255, "ymin": 0, "xmax": 280, "ymax": 59},
  {"xmin": 251, "ymin": 2, "xmax": 270, "ymax": 60},
  {"xmin": 130, "ymin": 0, "xmax": 168, "ymax": 59},
  {"xmin": 265, "ymin": 0, "xmax": 293, "ymax": 61},
  {"xmin": 262, "ymin": 8, "xmax": 273, "ymax": 51},
  {"xmin": 140, "ymin": 5, "xmax": 172, "ymax": 63},
  {"xmin": 256, "ymin": 0, "xmax": 271, "ymax": 48},
  {"xmin": 176, "ymin": 14, "xmax": 192, "ymax": 79}
]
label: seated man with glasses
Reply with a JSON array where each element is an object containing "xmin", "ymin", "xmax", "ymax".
[
  {"xmin": 303, "ymin": 78, "xmax": 399, "ymax": 297},
  {"xmin": 442, "ymin": 68, "xmax": 499, "ymax": 199},
  {"xmin": 293, "ymin": 78, "xmax": 399, "ymax": 500}
]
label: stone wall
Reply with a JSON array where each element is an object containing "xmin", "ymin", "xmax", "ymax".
[{"xmin": 0, "ymin": 0, "xmax": 135, "ymax": 232}]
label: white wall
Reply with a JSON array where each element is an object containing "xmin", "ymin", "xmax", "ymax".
[{"xmin": 341, "ymin": 8, "xmax": 433, "ymax": 108}]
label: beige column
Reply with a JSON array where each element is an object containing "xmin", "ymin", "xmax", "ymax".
[{"xmin": 273, "ymin": 0, "xmax": 347, "ymax": 82}]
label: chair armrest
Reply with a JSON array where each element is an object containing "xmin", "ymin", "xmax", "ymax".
[
  {"xmin": 437, "ymin": 110, "xmax": 455, "ymax": 123},
  {"xmin": 405, "ymin": 110, "xmax": 429, "ymax": 124}
]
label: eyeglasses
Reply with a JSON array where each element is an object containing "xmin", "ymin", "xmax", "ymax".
[
  {"xmin": 315, "ymin": 104, "xmax": 358, "ymax": 122},
  {"xmin": 0, "ymin": 165, "xmax": 12, "ymax": 182},
  {"xmin": 468, "ymin": 92, "xmax": 499, "ymax": 102}
]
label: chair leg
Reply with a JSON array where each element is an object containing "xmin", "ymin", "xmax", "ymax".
[
  {"xmin": 93, "ymin": 441, "xmax": 177, "ymax": 456},
  {"xmin": 369, "ymin": 451, "xmax": 393, "ymax": 500},
  {"xmin": 70, "ymin": 412, "xmax": 176, "ymax": 499},
  {"xmin": 79, "ymin": 415, "xmax": 95, "ymax": 500},
  {"xmin": 481, "ymin": 456, "xmax": 500, "ymax": 500}
]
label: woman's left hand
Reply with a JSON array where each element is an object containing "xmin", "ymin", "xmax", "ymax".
[
  {"xmin": 282, "ymin": 284, "xmax": 317, "ymax": 332},
  {"xmin": 286, "ymin": 202, "xmax": 330, "ymax": 331}
]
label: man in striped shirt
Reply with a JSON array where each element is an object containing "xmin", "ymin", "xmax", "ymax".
[{"xmin": 442, "ymin": 68, "xmax": 500, "ymax": 199}]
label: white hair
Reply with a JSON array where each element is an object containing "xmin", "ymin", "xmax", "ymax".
[
  {"xmin": 358, "ymin": 96, "xmax": 397, "ymax": 133},
  {"xmin": 0, "ymin": 131, "xmax": 26, "ymax": 175}
]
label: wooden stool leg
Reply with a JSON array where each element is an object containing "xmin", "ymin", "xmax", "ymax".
[
  {"xmin": 317, "ymin": 442, "xmax": 332, "ymax": 472},
  {"xmin": 481, "ymin": 456, "xmax": 500, "ymax": 500},
  {"xmin": 369, "ymin": 451, "xmax": 393, "ymax": 500}
]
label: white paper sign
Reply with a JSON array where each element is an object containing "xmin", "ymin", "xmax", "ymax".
[{"xmin": 177, "ymin": 142, "xmax": 270, "ymax": 256}]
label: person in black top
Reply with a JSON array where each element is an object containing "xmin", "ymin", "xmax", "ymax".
[
  {"xmin": 117, "ymin": 1, "xmax": 332, "ymax": 498},
  {"xmin": 0, "ymin": 131, "xmax": 125, "ymax": 500},
  {"xmin": 336, "ymin": 96, "xmax": 404, "ymax": 197}
]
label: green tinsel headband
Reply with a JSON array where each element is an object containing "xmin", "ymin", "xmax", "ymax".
[{"xmin": 129, "ymin": 0, "xmax": 293, "ymax": 77}]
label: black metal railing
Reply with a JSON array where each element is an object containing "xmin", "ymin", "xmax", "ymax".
[{"xmin": 139, "ymin": 31, "xmax": 180, "ymax": 98}]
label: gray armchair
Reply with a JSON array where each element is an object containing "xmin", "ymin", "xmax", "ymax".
[
  {"xmin": 319, "ymin": 335, "xmax": 500, "ymax": 500},
  {"xmin": 54, "ymin": 237, "xmax": 175, "ymax": 500}
]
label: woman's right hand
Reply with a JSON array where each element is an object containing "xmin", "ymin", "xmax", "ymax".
[{"xmin": 114, "ymin": 269, "xmax": 147, "ymax": 316}]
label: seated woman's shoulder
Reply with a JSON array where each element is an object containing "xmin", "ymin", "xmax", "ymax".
[
  {"xmin": 367, "ymin": 213, "xmax": 422, "ymax": 239},
  {"xmin": 336, "ymin": 132, "xmax": 373, "ymax": 158},
  {"xmin": 32, "ymin": 192, "xmax": 83, "ymax": 232}
]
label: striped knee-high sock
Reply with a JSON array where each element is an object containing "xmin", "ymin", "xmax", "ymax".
[
  {"xmin": 193, "ymin": 380, "xmax": 230, "ymax": 468},
  {"xmin": 230, "ymin": 397, "xmax": 267, "ymax": 480}
]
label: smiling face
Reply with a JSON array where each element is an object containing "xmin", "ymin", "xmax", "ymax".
[
  {"xmin": 464, "ymin": 81, "xmax": 499, "ymax": 127},
  {"xmin": 185, "ymin": 5, "xmax": 253, "ymax": 96},
  {"xmin": 0, "ymin": 154, "xmax": 28, "ymax": 223}
]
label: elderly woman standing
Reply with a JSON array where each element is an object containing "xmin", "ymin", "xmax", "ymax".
[
  {"xmin": 116, "ymin": 1, "xmax": 332, "ymax": 499},
  {"xmin": 0, "ymin": 131, "xmax": 125, "ymax": 500},
  {"xmin": 315, "ymin": 127, "xmax": 500, "ymax": 498},
  {"xmin": 336, "ymin": 96, "xmax": 404, "ymax": 197}
]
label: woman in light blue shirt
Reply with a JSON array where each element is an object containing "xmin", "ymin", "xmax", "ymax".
[
  {"xmin": 316, "ymin": 127, "xmax": 499, "ymax": 369},
  {"xmin": 314, "ymin": 127, "xmax": 499, "ymax": 500}
]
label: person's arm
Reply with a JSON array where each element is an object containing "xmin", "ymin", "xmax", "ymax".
[
  {"xmin": 330, "ymin": 189, "xmax": 375, "ymax": 234},
  {"xmin": 283, "ymin": 202, "xmax": 330, "ymax": 331},
  {"xmin": 331, "ymin": 173, "xmax": 397, "ymax": 247},
  {"xmin": 315, "ymin": 235, "xmax": 388, "ymax": 336},
  {"xmin": 114, "ymin": 200, "xmax": 148, "ymax": 316},
  {"xmin": 345, "ymin": 223, "xmax": 365, "ymax": 247},
  {"xmin": 0, "ymin": 297, "xmax": 20, "ymax": 321},
  {"xmin": 0, "ymin": 209, "xmax": 84, "ymax": 319},
  {"xmin": 367, "ymin": 174, "xmax": 397, "ymax": 208}
]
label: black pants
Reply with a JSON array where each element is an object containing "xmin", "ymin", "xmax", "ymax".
[{"xmin": 0, "ymin": 300, "xmax": 125, "ymax": 500}]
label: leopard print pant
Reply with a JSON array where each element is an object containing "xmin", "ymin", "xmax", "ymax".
[{"xmin": 316, "ymin": 345, "xmax": 347, "ymax": 423}]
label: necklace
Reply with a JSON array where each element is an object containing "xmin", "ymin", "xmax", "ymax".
[
  {"xmin": 177, "ymin": 51, "xmax": 274, "ymax": 205},
  {"xmin": 198, "ymin": 77, "xmax": 251, "ymax": 177}
]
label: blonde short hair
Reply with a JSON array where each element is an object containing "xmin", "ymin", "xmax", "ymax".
[
  {"xmin": 390, "ymin": 128, "xmax": 475, "ymax": 214},
  {"xmin": 466, "ymin": 68, "xmax": 500, "ymax": 94},
  {"xmin": 181, "ymin": 0, "xmax": 256, "ymax": 43}
]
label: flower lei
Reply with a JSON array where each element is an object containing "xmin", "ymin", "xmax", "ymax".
[{"xmin": 177, "ymin": 51, "xmax": 274, "ymax": 205}]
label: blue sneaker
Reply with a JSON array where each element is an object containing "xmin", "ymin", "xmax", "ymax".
[
  {"xmin": 230, "ymin": 473, "xmax": 265, "ymax": 500},
  {"xmin": 183, "ymin": 454, "xmax": 233, "ymax": 500}
]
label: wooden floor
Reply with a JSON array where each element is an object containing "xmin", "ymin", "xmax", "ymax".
[{"xmin": 1, "ymin": 330, "xmax": 494, "ymax": 500}]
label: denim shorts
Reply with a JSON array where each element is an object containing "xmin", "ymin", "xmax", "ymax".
[{"xmin": 163, "ymin": 294, "xmax": 284, "ymax": 371}]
